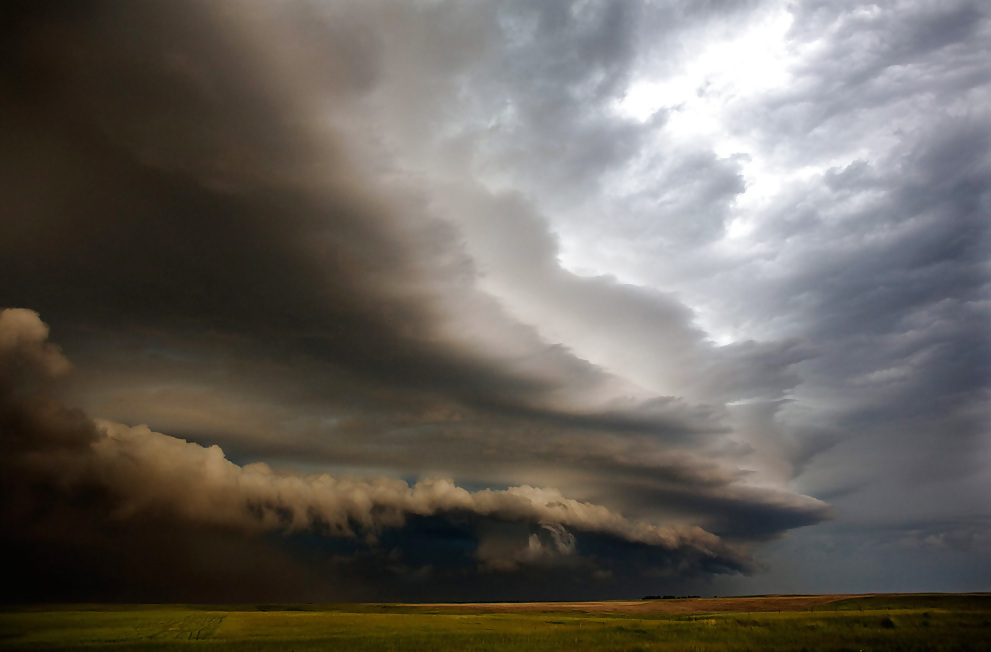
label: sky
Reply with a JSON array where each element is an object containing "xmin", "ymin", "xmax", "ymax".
[{"xmin": 0, "ymin": 0, "xmax": 988, "ymax": 602}]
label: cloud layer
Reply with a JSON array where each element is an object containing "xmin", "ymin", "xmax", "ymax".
[
  {"xmin": 1, "ymin": 308, "xmax": 769, "ymax": 600},
  {"xmin": 1, "ymin": 0, "xmax": 987, "ymax": 598}
]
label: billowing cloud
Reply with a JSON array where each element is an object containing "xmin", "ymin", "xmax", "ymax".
[{"xmin": 1, "ymin": 309, "xmax": 766, "ymax": 600}]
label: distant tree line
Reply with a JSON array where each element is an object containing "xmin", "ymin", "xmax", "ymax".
[{"xmin": 641, "ymin": 595, "xmax": 702, "ymax": 600}]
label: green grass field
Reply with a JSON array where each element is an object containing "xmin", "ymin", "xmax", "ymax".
[{"xmin": 1, "ymin": 595, "xmax": 988, "ymax": 651}]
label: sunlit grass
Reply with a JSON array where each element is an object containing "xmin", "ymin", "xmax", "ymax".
[{"xmin": 2, "ymin": 595, "xmax": 988, "ymax": 651}]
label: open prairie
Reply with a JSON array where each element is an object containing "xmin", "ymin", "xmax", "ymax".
[{"xmin": 2, "ymin": 594, "xmax": 988, "ymax": 651}]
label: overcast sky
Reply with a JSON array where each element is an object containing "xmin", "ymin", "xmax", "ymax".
[{"xmin": 1, "ymin": 0, "xmax": 988, "ymax": 602}]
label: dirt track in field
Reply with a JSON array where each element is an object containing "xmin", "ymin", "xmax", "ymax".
[{"xmin": 416, "ymin": 595, "xmax": 866, "ymax": 615}]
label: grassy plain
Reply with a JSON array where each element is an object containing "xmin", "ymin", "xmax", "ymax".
[{"xmin": 1, "ymin": 594, "xmax": 988, "ymax": 651}]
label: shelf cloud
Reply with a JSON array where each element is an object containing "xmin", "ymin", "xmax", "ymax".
[{"xmin": 1, "ymin": 0, "xmax": 986, "ymax": 599}]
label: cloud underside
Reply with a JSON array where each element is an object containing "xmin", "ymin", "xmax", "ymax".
[{"xmin": 1, "ymin": 308, "xmax": 780, "ymax": 601}]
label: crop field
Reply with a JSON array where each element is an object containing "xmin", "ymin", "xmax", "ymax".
[{"xmin": 1, "ymin": 594, "xmax": 988, "ymax": 651}]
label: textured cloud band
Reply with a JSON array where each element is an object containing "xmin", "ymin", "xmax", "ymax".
[{"xmin": 1, "ymin": 309, "xmax": 763, "ymax": 600}]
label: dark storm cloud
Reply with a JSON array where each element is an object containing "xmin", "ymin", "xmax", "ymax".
[
  {"xmin": 0, "ymin": 309, "xmax": 755, "ymax": 601},
  {"xmin": 0, "ymin": 0, "xmax": 838, "ymax": 601},
  {"xmin": 4, "ymin": 0, "xmax": 983, "ymax": 600},
  {"xmin": 0, "ymin": 0, "xmax": 678, "ymax": 432}
]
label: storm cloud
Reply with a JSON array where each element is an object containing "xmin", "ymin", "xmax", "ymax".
[
  {"xmin": 0, "ymin": 0, "xmax": 987, "ymax": 600},
  {"xmin": 0, "ymin": 308, "xmax": 759, "ymax": 600}
]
